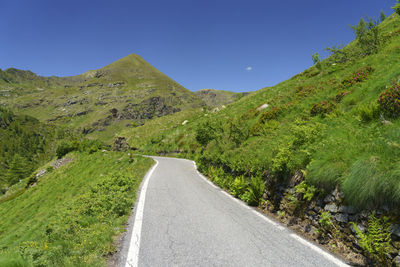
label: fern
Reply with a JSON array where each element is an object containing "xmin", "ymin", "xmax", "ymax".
[{"xmin": 352, "ymin": 212, "xmax": 391, "ymax": 264}]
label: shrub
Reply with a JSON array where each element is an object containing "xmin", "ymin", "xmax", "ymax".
[
  {"xmin": 352, "ymin": 213, "xmax": 391, "ymax": 265},
  {"xmin": 296, "ymin": 85, "xmax": 314, "ymax": 97},
  {"xmin": 55, "ymin": 141, "xmax": 75, "ymax": 159},
  {"xmin": 259, "ymin": 107, "xmax": 281, "ymax": 122},
  {"xmin": 324, "ymin": 44, "xmax": 348, "ymax": 63},
  {"xmin": 230, "ymin": 176, "xmax": 248, "ymax": 198},
  {"xmin": 240, "ymin": 175, "xmax": 265, "ymax": 206},
  {"xmin": 195, "ymin": 121, "xmax": 215, "ymax": 146},
  {"xmin": 319, "ymin": 211, "xmax": 334, "ymax": 231},
  {"xmin": 295, "ymin": 181, "xmax": 317, "ymax": 202},
  {"xmin": 350, "ymin": 17, "xmax": 380, "ymax": 55},
  {"xmin": 392, "ymin": 0, "xmax": 400, "ymax": 16},
  {"xmin": 310, "ymin": 100, "xmax": 335, "ymax": 116},
  {"xmin": 335, "ymin": 91, "xmax": 351, "ymax": 103},
  {"xmin": 377, "ymin": 82, "xmax": 400, "ymax": 118},
  {"xmin": 312, "ymin": 52, "xmax": 320, "ymax": 65},
  {"xmin": 341, "ymin": 66, "xmax": 374, "ymax": 88},
  {"xmin": 379, "ymin": 11, "xmax": 386, "ymax": 22}
]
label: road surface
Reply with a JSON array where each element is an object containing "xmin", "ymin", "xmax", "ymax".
[{"xmin": 119, "ymin": 156, "xmax": 348, "ymax": 267}]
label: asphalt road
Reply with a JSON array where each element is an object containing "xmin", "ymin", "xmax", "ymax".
[{"xmin": 120, "ymin": 156, "xmax": 348, "ymax": 267}]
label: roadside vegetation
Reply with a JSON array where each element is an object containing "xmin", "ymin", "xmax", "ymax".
[{"xmin": 0, "ymin": 151, "xmax": 153, "ymax": 266}]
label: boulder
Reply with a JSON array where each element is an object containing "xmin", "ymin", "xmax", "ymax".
[
  {"xmin": 324, "ymin": 203, "xmax": 339, "ymax": 213},
  {"xmin": 257, "ymin": 103, "xmax": 269, "ymax": 111},
  {"xmin": 338, "ymin": 205, "xmax": 357, "ymax": 214},
  {"xmin": 334, "ymin": 213, "xmax": 349, "ymax": 223},
  {"xmin": 390, "ymin": 224, "xmax": 400, "ymax": 240}
]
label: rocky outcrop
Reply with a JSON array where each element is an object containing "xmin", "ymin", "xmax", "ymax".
[
  {"xmin": 260, "ymin": 175, "xmax": 400, "ymax": 266},
  {"xmin": 112, "ymin": 136, "xmax": 130, "ymax": 152},
  {"xmin": 121, "ymin": 96, "xmax": 180, "ymax": 121}
]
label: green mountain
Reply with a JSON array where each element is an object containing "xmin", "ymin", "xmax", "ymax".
[{"xmin": 0, "ymin": 54, "xmax": 203, "ymax": 141}]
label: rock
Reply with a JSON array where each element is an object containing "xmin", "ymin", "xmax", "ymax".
[
  {"xmin": 113, "ymin": 136, "xmax": 130, "ymax": 152},
  {"xmin": 392, "ymin": 241, "xmax": 400, "ymax": 250},
  {"xmin": 76, "ymin": 110, "xmax": 89, "ymax": 116},
  {"xmin": 390, "ymin": 225, "xmax": 400, "ymax": 239},
  {"xmin": 324, "ymin": 194, "xmax": 335, "ymax": 203},
  {"xmin": 36, "ymin": 169, "xmax": 47, "ymax": 178},
  {"xmin": 350, "ymin": 223, "xmax": 366, "ymax": 234},
  {"xmin": 394, "ymin": 256, "xmax": 400, "ymax": 267},
  {"xmin": 110, "ymin": 108, "xmax": 119, "ymax": 118},
  {"xmin": 65, "ymin": 98, "xmax": 77, "ymax": 106},
  {"xmin": 338, "ymin": 205, "xmax": 357, "ymax": 214},
  {"xmin": 334, "ymin": 213, "xmax": 348, "ymax": 223},
  {"xmin": 324, "ymin": 203, "xmax": 339, "ymax": 213},
  {"xmin": 257, "ymin": 103, "xmax": 269, "ymax": 111},
  {"xmin": 305, "ymin": 224, "xmax": 312, "ymax": 233}
]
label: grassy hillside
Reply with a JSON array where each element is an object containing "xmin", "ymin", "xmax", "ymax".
[
  {"xmin": 123, "ymin": 13, "xmax": 400, "ymax": 210},
  {"xmin": 194, "ymin": 89, "xmax": 244, "ymax": 107},
  {"xmin": 0, "ymin": 151, "xmax": 153, "ymax": 266},
  {"xmin": 0, "ymin": 54, "xmax": 203, "ymax": 143}
]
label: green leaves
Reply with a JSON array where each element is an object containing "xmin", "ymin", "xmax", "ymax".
[{"xmin": 352, "ymin": 213, "xmax": 391, "ymax": 264}]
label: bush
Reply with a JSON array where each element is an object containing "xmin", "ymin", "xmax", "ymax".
[
  {"xmin": 335, "ymin": 91, "xmax": 351, "ymax": 103},
  {"xmin": 392, "ymin": 0, "xmax": 400, "ymax": 16},
  {"xmin": 352, "ymin": 213, "xmax": 391, "ymax": 265},
  {"xmin": 310, "ymin": 100, "xmax": 335, "ymax": 117},
  {"xmin": 295, "ymin": 181, "xmax": 317, "ymax": 202},
  {"xmin": 240, "ymin": 175, "xmax": 265, "ymax": 206},
  {"xmin": 55, "ymin": 142, "xmax": 75, "ymax": 159},
  {"xmin": 350, "ymin": 17, "xmax": 381, "ymax": 55},
  {"xmin": 377, "ymin": 82, "xmax": 400, "ymax": 118},
  {"xmin": 195, "ymin": 121, "xmax": 215, "ymax": 146},
  {"xmin": 341, "ymin": 66, "xmax": 374, "ymax": 88},
  {"xmin": 230, "ymin": 176, "xmax": 248, "ymax": 198}
]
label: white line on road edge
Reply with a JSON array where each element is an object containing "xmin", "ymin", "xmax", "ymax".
[
  {"xmin": 290, "ymin": 234, "xmax": 349, "ymax": 267},
  {"xmin": 192, "ymin": 161, "xmax": 218, "ymax": 189},
  {"xmin": 220, "ymin": 190, "xmax": 251, "ymax": 210},
  {"xmin": 125, "ymin": 160, "xmax": 159, "ymax": 267},
  {"xmin": 251, "ymin": 210, "xmax": 285, "ymax": 230}
]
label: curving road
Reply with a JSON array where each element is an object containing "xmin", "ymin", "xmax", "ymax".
[{"xmin": 118, "ymin": 156, "xmax": 348, "ymax": 267}]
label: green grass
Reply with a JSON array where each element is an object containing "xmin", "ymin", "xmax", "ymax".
[
  {"xmin": 122, "ymin": 13, "xmax": 400, "ymax": 210},
  {"xmin": 0, "ymin": 151, "xmax": 153, "ymax": 266}
]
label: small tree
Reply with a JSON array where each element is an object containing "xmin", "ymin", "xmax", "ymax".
[
  {"xmin": 379, "ymin": 10, "xmax": 386, "ymax": 22},
  {"xmin": 392, "ymin": 0, "xmax": 400, "ymax": 15},
  {"xmin": 7, "ymin": 154, "xmax": 32, "ymax": 185},
  {"xmin": 350, "ymin": 17, "xmax": 380, "ymax": 55},
  {"xmin": 311, "ymin": 52, "xmax": 320, "ymax": 65}
]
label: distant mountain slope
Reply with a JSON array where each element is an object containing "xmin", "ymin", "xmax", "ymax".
[
  {"xmin": 0, "ymin": 54, "xmax": 203, "ymax": 141},
  {"xmin": 194, "ymin": 89, "xmax": 245, "ymax": 107}
]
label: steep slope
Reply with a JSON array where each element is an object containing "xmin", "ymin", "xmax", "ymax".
[
  {"xmin": 0, "ymin": 151, "xmax": 153, "ymax": 266},
  {"xmin": 0, "ymin": 54, "xmax": 203, "ymax": 142},
  {"xmin": 194, "ymin": 89, "xmax": 245, "ymax": 107},
  {"xmin": 125, "ymin": 14, "xmax": 400, "ymax": 210}
]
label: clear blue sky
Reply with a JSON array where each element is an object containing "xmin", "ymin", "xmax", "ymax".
[{"xmin": 0, "ymin": 0, "xmax": 395, "ymax": 92}]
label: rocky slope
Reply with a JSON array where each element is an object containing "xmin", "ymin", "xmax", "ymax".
[
  {"xmin": 0, "ymin": 54, "xmax": 203, "ymax": 141},
  {"xmin": 194, "ymin": 88, "xmax": 246, "ymax": 107}
]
